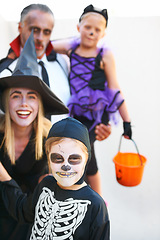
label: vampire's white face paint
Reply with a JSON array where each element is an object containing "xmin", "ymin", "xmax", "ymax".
[{"xmin": 49, "ymin": 138, "xmax": 88, "ymax": 189}]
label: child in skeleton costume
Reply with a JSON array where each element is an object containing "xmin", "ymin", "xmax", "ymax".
[{"xmin": 0, "ymin": 117, "xmax": 110, "ymax": 240}]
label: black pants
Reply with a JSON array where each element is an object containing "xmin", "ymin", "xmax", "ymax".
[{"xmin": 74, "ymin": 112, "xmax": 109, "ymax": 176}]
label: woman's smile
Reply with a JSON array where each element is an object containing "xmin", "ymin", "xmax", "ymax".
[{"xmin": 16, "ymin": 110, "xmax": 32, "ymax": 118}]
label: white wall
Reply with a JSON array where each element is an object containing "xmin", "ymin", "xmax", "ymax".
[
  {"xmin": 1, "ymin": 16, "xmax": 160, "ymax": 240},
  {"xmin": 98, "ymin": 17, "xmax": 160, "ymax": 240}
]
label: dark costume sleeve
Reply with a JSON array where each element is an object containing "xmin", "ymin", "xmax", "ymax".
[
  {"xmin": 0, "ymin": 179, "xmax": 35, "ymax": 224},
  {"xmin": 90, "ymin": 200, "xmax": 110, "ymax": 240}
]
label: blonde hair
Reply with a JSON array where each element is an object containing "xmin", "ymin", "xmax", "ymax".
[
  {"xmin": 45, "ymin": 137, "xmax": 88, "ymax": 173},
  {"xmin": 78, "ymin": 12, "xmax": 106, "ymax": 27},
  {"xmin": 0, "ymin": 89, "xmax": 52, "ymax": 164}
]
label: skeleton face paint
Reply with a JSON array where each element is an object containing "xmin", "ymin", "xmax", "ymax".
[{"xmin": 49, "ymin": 138, "xmax": 88, "ymax": 188}]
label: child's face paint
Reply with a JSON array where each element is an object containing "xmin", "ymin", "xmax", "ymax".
[
  {"xmin": 49, "ymin": 138, "xmax": 87, "ymax": 188},
  {"xmin": 77, "ymin": 13, "xmax": 106, "ymax": 49}
]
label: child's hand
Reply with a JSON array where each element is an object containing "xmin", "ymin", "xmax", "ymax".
[
  {"xmin": 123, "ymin": 122, "xmax": 132, "ymax": 139},
  {"xmin": 0, "ymin": 162, "xmax": 11, "ymax": 182},
  {"xmin": 95, "ymin": 123, "xmax": 112, "ymax": 141}
]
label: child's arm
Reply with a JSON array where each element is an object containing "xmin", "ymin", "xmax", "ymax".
[
  {"xmin": 0, "ymin": 162, "xmax": 34, "ymax": 223},
  {"xmin": 103, "ymin": 49, "xmax": 120, "ymax": 89},
  {"xmin": 52, "ymin": 37, "xmax": 79, "ymax": 55},
  {"xmin": 52, "ymin": 39, "xmax": 70, "ymax": 55},
  {"xmin": 103, "ymin": 50, "xmax": 132, "ymax": 138},
  {"xmin": 102, "ymin": 50, "xmax": 130, "ymax": 121}
]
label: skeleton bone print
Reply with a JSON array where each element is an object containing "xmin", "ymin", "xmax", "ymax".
[{"xmin": 30, "ymin": 187, "xmax": 91, "ymax": 239}]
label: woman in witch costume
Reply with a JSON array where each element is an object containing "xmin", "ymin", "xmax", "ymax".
[
  {"xmin": 0, "ymin": 32, "xmax": 68, "ymax": 239},
  {"xmin": 0, "ymin": 117, "xmax": 110, "ymax": 240}
]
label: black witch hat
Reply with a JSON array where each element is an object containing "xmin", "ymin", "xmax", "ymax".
[{"xmin": 0, "ymin": 31, "xmax": 69, "ymax": 115}]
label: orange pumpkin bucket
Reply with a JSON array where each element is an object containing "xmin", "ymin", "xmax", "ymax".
[{"xmin": 113, "ymin": 136, "xmax": 147, "ymax": 187}]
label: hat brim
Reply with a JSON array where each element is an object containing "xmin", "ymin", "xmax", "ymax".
[{"xmin": 0, "ymin": 75, "xmax": 69, "ymax": 115}]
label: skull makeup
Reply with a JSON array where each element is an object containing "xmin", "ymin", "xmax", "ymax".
[
  {"xmin": 49, "ymin": 138, "xmax": 88, "ymax": 188},
  {"xmin": 46, "ymin": 117, "xmax": 91, "ymax": 186}
]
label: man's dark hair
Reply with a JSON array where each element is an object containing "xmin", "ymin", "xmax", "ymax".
[{"xmin": 20, "ymin": 4, "xmax": 54, "ymax": 22}]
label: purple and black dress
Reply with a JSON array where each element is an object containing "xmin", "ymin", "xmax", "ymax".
[{"xmin": 68, "ymin": 45, "xmax": 124, "ymax": 175}]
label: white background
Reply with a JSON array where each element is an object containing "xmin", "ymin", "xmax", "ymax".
[
  {"xmin": 0, "ymin": 1, "xmax": 160, "ymax": 239},
  {"xmin": 0, "ymin": 0, "xmax": 160, "ymax": 21}
]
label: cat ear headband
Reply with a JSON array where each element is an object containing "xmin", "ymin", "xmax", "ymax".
[{"xmin": 79, "ymin": 4, "xmax": 108, "ymax": 27}]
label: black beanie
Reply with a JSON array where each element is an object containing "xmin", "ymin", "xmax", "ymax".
[{"xmin": 47, "ymin": 117, "xmax": 91, "ymax": 184}]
